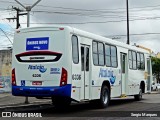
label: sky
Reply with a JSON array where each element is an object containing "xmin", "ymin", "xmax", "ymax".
[{"xmin": 0, "ymin": 0, "xmax": 160, "ymax": 53}]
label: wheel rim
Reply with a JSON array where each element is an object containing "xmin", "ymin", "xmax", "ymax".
[{"xmin": 103, "ymin": 90, "xmax": 108, "ymax": 104}]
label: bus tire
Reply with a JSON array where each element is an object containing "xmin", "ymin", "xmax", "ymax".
[
  {"xmin": 52, "ymin": 96, "xmax": 71, "ymax": 107},
  {"xmin": 98, "ymin": 85, "xmax": 110, "ymax": 108},
  {"xmin": 134, "ymin": 89, "xmax": 142, "ymax": 101}
]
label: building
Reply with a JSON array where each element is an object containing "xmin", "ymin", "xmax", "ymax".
[
  {"xmin": 0, "ymin": 48, "xmax": 12, "ymax": 92},
  {"xmin": 156, "ymin": 52, "xmax": 160, "ymax": 58}
]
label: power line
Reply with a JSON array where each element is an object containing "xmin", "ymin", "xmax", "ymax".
[
  {"xmin": 1, "ymin": 1, "xmax": 160, "ymax": 20},
  {"xmin": 0, "ymin": 10, "xmax": 157, "ymax": 22},
  {"xmin": 0, "ymin": 8, "xmax": 12, "ymax": 11},
  {"xmin": 0, "ymin": 7, "xmax": 155, "ymax": 20},
  {"xmin": 1, "ymin": 20, "xmax": 15, "ymax": 31},
  {"xmin": 0, "ymin": 28, "xmax": 13, "ymax": 44},
  {"xmin": 31, "ymin": 9, "xmax": 160, "ymax": 19},
  {"xmin": 105, "ymin": 32, "xmax": 160, "ymax": 37},
  {"xmin": 33, "ymin": 3, "xmax": 160, "ymax": 12},
  {"xmin": 32, "ymin": 6, "xmax": 160, "ymax": 14},
  {"xmin": 32, "ymin": 10, "xmax": 127, "ymax": 16},
  {"xmin": 0, "ymin": 34, "xmax": 13, "ymax": 37},
  {"xmin": 0, "ymin": 0, "xmax": 15, "ymax": 4},
  {"xmin": 19, "ymin": 16, "xmax": 160, "ymax": 25},
  {"xmin": 2, "ymin": 0, "xmax": 160, "ymax": 13}
]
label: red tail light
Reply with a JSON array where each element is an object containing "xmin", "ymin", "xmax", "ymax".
[
  {"xmin": 59, "ymin": 28, "xmax": 64, "ymax": 30},
  {"xmin": 12, "ymin": 69, "xmax": 16, "ymax": 86},
  {"xmin": 60, "ymin": 68, "xmax": 67, "ymax": 86}
]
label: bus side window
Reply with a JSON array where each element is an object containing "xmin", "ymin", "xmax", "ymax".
[
  {"xmin": 122, "ymin": 54, "xmax": 125, "ymax": 73},
  {"xmin": 111, "ymin": 46, "xmax": 117, "ymax": 67},
  {"xmin": 105, "ymin": 44, "xmax": 111, "ymax": 66},
  {"xmin": 93, "ymin": 41, "xmax": 98, "ymax": 65},
  {"xmin": 72, "ymin": 35, "xmax": 79, "ymax": 64},
  {"xmin": 132, "ymin": 51, "xmax": 137, "ymax": 69},
  {"xmin": 137, "ymin": 52, "xmax": 145, "ymax": 70},
  {"xmin": 81, "ymin": 47, "xmax": 84, "ymax": 71},
  {"xmin": 129, "ymin": 50, "xmax": 137, "ymax": 70},
  {"xmin": 86, "ymin": 47, "xmax": 89, "ymax": 71},
  {"xmin": 140, "ymin": 53, "xmax": 145, "ymax": 70},
  {"xmin": 105, "ymin": 44, "xmax": 117, "ymax": 67},
  {"xmin": 98, "ymin": 43, "xmax": 105, "ymax": 66},
  {"xmin": 92, "ymin": 41, "xmax": 105, "ymax": 66},
  {"xmin": 137, "ymin": 53, "xmax": 141, "ymax": 69}
]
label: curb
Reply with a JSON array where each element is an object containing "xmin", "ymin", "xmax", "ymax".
[
  {"xmin": 0, "ymin": 101, "xmax": 53, "ymax": 112},
  {"xmin": 147, "ymin": 92, "xmax": 160, "ymax": 94}
]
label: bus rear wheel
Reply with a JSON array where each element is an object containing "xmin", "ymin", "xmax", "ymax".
[{"xmin": 98, "ymin": 85, "xmax": 110, "ymax": 108}]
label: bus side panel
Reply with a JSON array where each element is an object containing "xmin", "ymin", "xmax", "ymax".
[
  {"xmin": 127, "ymin": 53, "xmax": 149, "ymax": 95},
  {"xmin": 70, "ymin": 35, "xmax": 81, "ymax": 101},
  {"xmin": 91, "ymin": 66, "xmax": 102, "ymax": 100},
  {"xmin": 128, "ymin": 70, "xmax": 143, "ymax": 95},
  {"xmin": 110, "ymin": 48, "xmax": 122, "ymax": 97}
]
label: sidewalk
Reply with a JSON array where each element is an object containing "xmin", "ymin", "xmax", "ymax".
[
  {"xmin": 0, "ymin": 92, "xmax": 52, "ymax": 111},
  {"xmin": 150, "ymin": 91, "xmax": 160, "ymax": 94}
]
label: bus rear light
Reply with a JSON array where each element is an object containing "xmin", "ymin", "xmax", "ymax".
[
  {"xmin": 60, "ymin": 68, "xmax": 68, "ymax": 86},
  {"xmin": 59, "ymin": 28, "xmax": 64, "ymax": 30},
  {"xmin": 12, "ymin": 69, "xmax": 16, "ymax": 86}
]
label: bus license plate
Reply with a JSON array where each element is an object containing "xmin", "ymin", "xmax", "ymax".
[{"xmin": 32, "ymin": 81, "xmax": 42, "ymax": 85}]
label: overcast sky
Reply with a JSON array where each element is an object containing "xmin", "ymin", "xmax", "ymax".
[{"xmin": 0, "ymin": 0, "xmax": 160, "ymax": 53}]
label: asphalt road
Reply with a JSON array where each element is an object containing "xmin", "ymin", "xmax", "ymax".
[{"xmin": 0, "ymin": 93, "xmax": 160, "ymax": 120}]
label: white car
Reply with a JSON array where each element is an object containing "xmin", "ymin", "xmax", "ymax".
[
  {"xmin": 157, "ymin": 84, "xmax": 160, "ymax": 91},
  {"xmin": 152, "ymin": 83, "xmax": 160, "ymax": 91}
]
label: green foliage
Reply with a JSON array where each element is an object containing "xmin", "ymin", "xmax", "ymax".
[{"xmin": 151, "ymin": 57, "xmax": 160, "ymax": 83}]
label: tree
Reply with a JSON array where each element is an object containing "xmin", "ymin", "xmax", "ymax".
[{"xmin": 151, "ymin": 57, "xmax": 160, "ymax": 83}]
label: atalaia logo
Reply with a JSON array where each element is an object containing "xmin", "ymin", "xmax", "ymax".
[{"xmin": 28, "ymin": 65, "xmax": 47, "ymax": 73}]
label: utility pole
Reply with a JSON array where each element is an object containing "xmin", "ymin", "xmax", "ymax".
[
  {"xmin": 126, "ymin": 0, "xmax": 130, "ymax": 44},
  {"xmin": 6, "ymin": 7, "xmax": 27, "ymax": 29},
  {"xmin": 14, "ymin": 0, "xmax": 42, "ymax": 104},
  {"xmin": 15, "ymin": 0, "xmax": 41, "ymax": 27}
]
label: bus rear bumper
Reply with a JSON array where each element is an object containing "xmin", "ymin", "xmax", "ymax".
[{"xmin": 12, "ymin": 84, "xmax": 71, "ymax": 97}]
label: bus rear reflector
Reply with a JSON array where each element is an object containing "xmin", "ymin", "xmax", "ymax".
[
  {"xmin": 60, "ymin": 68, "xmax": 68, "ymax": 86},
  {"xmin": 12, "ymin": 69, "xmax": 16, "ymax": 86},
  {"xmin": 15, "ymin": 51, "xmax": 62, "ymax": 63}
]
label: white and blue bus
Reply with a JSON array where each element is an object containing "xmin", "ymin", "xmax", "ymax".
[{"xmin": 12, "ymin": 26, "xmax": 152, "ymax": 108}]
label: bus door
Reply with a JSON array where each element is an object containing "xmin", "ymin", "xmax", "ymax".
[
  {"xmin": 120, "ymin": 53, "xmax": 127, "ymax": 96},
  {"xmin": 81, "ymin": 45, "xmax": 90, "ymax": 100}
]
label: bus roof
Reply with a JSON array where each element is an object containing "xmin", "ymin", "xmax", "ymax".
[
  {"xmin": 16, "ymin": 25, "xmax": 150, "ymax": 54},
  {"xmin": 71, "ymin": 27, "xmax": 150, "ymax": 54}
]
